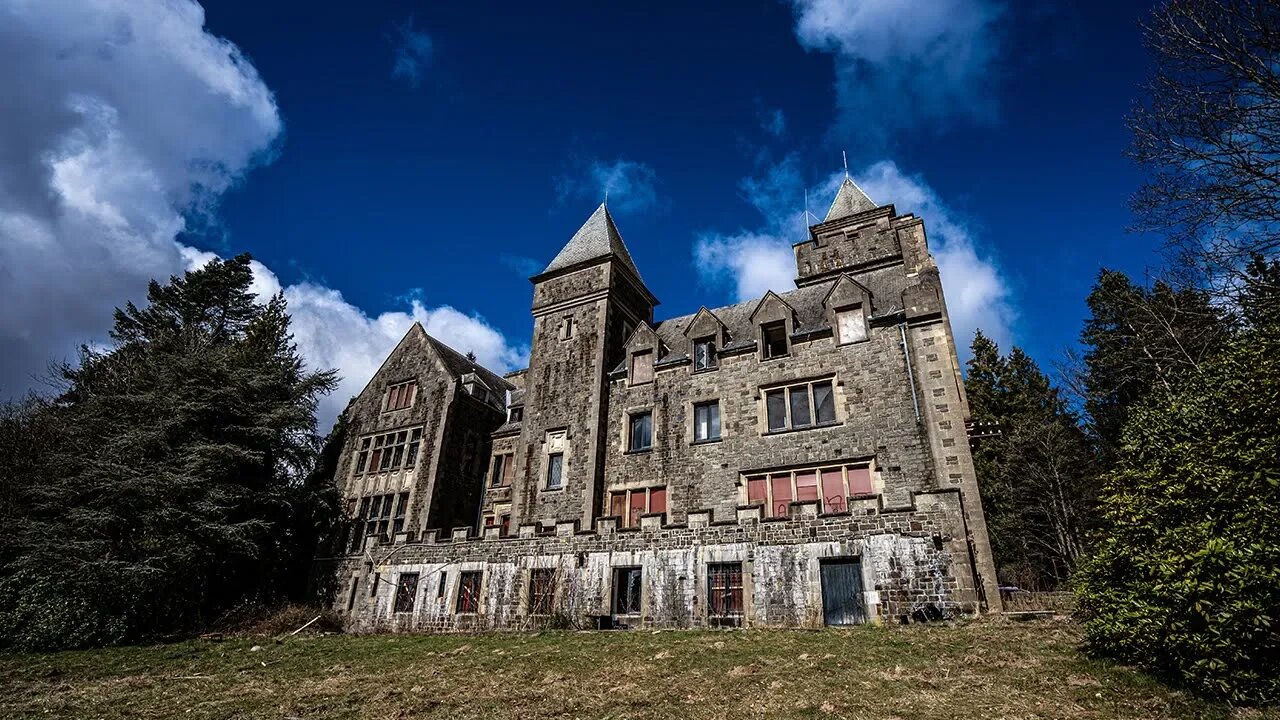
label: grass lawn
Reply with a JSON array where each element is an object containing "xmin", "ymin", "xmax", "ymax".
[{"xmin": 0, "ymin": 619, "xmax": 1271, "ymax": 719}]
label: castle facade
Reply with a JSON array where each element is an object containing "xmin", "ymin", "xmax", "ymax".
[{"xmin": 322, "ymin": 179, "xmax": 1000, "ymax": 631}]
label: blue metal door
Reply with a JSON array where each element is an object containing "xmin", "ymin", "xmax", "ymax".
[{"xmin": 820, "ymin": 559, "xmax": 866, "ymax": 626}]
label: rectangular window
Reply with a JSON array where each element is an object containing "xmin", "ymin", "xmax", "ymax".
[
  {"xmin": 764, "ymin": 379, "xmax": 838, "ymax": 433},
  {"xmin": 766, "ymin": 389, "xmax": 787, "ymax": 432},
  {"xmin": 761, "ymin": 321, "xmax": 788, "ymax": 359},
  {"xmin": 693, "ymin": 401, "xmax": 720, "ymax": 442},
  {"xmin": 789, "ymin": 386, "xmax": 812, "ymax": 427},
  {"xmin": 358, "ymin": 428, "xmax": 421, "ymax": 474},
  {"xmin": 822, "ymin": 468, "xmax": 846, "ymax": 513},
  {"xmin": 610, "ymin": 492, "xmax": 625, "ymax": 519},
  {"xmin": 346, "ymin": 576, "xmax": 359, "ymax": 611},
  {"xmin": 456, "ymin": 571, "xmax": 482, "ymax": 613},
  {"xmin": 836, "ymin": 306, "xmax": 867, "ymax": 344},
  {"xmin": 490, "ymin": 454, "xmax": 506, "ymax": 487},
  {"xmin": 393, "ymin": 573, "xmax": 419, "ymax": 613},
  {"xmin": 630, "ymin": 349, "xmax": 654, "ymax": 385},
  {"xmin": 392, "ymin": 491, "xmax": 409, "ymax": 536},
  {"xmin": 369, "ymin": 572, "xmax": 380, "ymax": 598},
  {"xmin": 628, "ymin": 491, "xmax": 647, "ymax": 528},
  {"xmin": 529, "ymin": 569, "xmax": 556, "ymax": 615},
  {"xmin": 437, "ymin": 573, "xmax": 448, "ymax": 602},
  {"xmin": 629, "ymin": 411, "xmax": 653, "ymax": 451},
  {"xmin": 613, "ymin": 567, "xmax": 642, "ymax": 615},
  {"xmin": 649, "ymin": 487, "xmax": 667, "ymax": 515},
  {"xmin": 707, "ymin": 563, "xmax": 744, "ymax": 625},
  {"xmin": 609, "ymin": 487, "xmax": 667, "ymax": 527},
  {"xmin": 693, "ymin": 337, "xmax": 717, "ymax": 371},
  {"xmin": 546, "ymin": 452, "xmax": 564, "ymax": 489},
  {"xmin": 744, "ymin": 463, "xmax": 874, "ymax": 515},
  {"xmin": 384, "ymin": 381, "xmax": 417, "ymax": 412},
  {"xmin": 770, "ymin": 473, "xmax": 793, "ymax": 518}
]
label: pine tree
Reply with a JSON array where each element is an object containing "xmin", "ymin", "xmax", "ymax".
[{"xmin": 0, "ymin": 255, "xmax": 336, "ymax": 649}]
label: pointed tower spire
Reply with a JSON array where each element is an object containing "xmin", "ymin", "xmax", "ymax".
[
  {"xmin": 824, "ymin": 176, "xmax": 877, "ymax": 221},
  {"xmin": 539, "ymin": 203, "xmax": 645, "ymax": 283}
]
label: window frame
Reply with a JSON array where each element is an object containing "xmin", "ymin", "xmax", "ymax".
[
  {"xmin": 393, "ymin": 572, "xmax": 419, "ymax": 614},
  {"xmin": 383, "ymin": 380, "xmax": 417, "ymax": 413},
  {"xmin": 629, "ymin": 349, "xmax": 654, "ymax": 385},
  {"xmin": 545, "ymin": 452, "xmax": 564, "ymax": 490},
  {"xmin": 355, "ymin": 427, "xmax": 423, "ymax": 476},
  {"xmin": 627, "ymin": 410, "xmax": 653, "ymax": 452},
  {"xmin": 692, "ymin": 336, "xmax": 718, "ymax": 372},
  {"xmin": 529, "ymin": 568, "xmax": 556, "ymax": 616},
  {"xmin": 608, "ymin": 486, "xmax": 667, "ymax": 527},
  {"xmin": 760, "ymin": 320, "xmax": 789, "ymax": 360},
  {"xmin": 692, "ymin": 400, "xmax": 721, "ymax": 443},
  {"xmin": 707, "ymin": 562, "xmax": 744, "ymax": 626},
  {"xmin": 456, "ymin": 571, "xmax": 483, "ymax": 614},
  {"xmin": 835, "ymin": 304, "xmax": 868, "ymax": 345},
  {"xmin": 763, "ymin": 378, "xmax": 838, "ymax": 434},
  {"xmin": 742, "ymin": 462, "xmax": 874, "ymax": 517},
  {"xmin": 613, "ymin": 566, "xmax": 643, "ymax": 616}
]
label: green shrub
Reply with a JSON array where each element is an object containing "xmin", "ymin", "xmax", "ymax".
[{"xmin": 1075, "ymin": 327, "xmax": 1280, "ymax": 704}]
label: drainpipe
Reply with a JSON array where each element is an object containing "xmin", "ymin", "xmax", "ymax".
[{"xmin": 899, "ymin": 323, "xmax": 921, "ymax": 423}]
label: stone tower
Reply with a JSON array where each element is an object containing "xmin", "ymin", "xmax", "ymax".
[{"xmin": 512, "ymin": 204, "xmax": 658, "ymax": 529}]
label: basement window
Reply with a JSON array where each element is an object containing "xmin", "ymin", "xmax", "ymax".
[
  {"xmin": 707, "ymin": 563, "xmax": 744, "ymax": 627},
  {"xmin": 393, "ymin": 573, "xmax": 419, "ymax": 613},
  {"xmin": 456, "ymin": 571, "xmax": 482, "ymax": 613},
  {"xmin": 529, "ymin": 568, "xmax": 556, "ymax": 615},
  {"xmin": 613, "ymin": 567, "xmax": 642, "ymax": 616}
]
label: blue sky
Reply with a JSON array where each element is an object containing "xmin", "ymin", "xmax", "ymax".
[{"xmin": 0, "ymin": 0, "xmax": 1165, "ymax": 427}]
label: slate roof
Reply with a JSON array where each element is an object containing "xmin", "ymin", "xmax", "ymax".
[
  {"xmin": 540, "ymin": 203, "xmax": 645, "ymax": 283},
  {"xmin": 424, "ymin": 334, "xmax": 515, "ymax": 394},
  {"xmin": 825, "ymin": 177, "xmax": 877, "ymax": 221}
]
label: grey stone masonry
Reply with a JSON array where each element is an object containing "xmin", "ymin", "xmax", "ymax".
[{"xmin": 319, "ymin": 194, "xmax": 1002, "ymax": 632}]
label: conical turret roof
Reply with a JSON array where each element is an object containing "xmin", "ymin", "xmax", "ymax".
[
  {"xmin": 824, "ymin": 176, "xmax": 877, "ymax": 221},
  {"xmin": 540, "ymin": 203, "xmax": 644, "ymax": 282}
]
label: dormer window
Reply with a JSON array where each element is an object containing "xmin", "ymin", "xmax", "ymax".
[
  {"xmin": 693, "ymin": 337, "xmax": 717, "ymax": 371},
  {"xmin": 761, "ymin": 321, "xmax": 788, "ymax": 360},
  {"xmin": 508, "ymin": 406, "xmax": 523, "ymax": 423},
  {"xmin": 630, "ymin": 349, "xmax": 654, "ymax": 385},
  {"xmin": 836, "ymin": 306, "xmax": 867, "ymax": 345},
  {"xmin": 384, "ymin": 381, "xmax": 416, "ymax": 412}
]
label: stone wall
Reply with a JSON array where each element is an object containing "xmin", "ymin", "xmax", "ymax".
[{"xmin": 326, "ymin": 489, "xmax": 977, "ymax": 633}]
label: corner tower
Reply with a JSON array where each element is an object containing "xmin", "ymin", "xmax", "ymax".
[{"xmin": 513, "ymin": 204, "xmax": 658, "ymax": 529}]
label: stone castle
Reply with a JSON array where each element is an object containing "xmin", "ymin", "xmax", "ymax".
[{"xmin": 321, "ymin": 178, "xmax": 1001, "ymax": 631}]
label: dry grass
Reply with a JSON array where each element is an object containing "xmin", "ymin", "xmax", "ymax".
[{"xmin": 0, "ymin": 618, "xmax": 1272, "ymax": 719}]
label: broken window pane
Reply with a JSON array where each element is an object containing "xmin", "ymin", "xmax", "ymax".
[
  {"xmin": 813, "ymin": 381, "xmax": 835, "ymax": 424},
  {"xmin": 693, "ymin": 338, "xmax": 716, "ymax": 371},
  {"xmin": 393, "ymin": 573, "xmax": 419, "ymax": 613},
  {"xmin": 761, "ymin": 321, "xmax": 788, "ymax": 359},
  {"xmin": 614, "ymin": 567, "xmax": 642, "ymax": 615},
  {"xmin": 766, "ymin": 390, "xmax": 787, "ymax": 432},
  {"xmin": 789, "ymin": 385, "xmax": 812, "ymax": 427}
]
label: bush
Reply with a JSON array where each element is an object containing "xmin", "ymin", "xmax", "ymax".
[{"xmin": 1075, "ymin": 327, "xmax": 1280, "ymax": 704}]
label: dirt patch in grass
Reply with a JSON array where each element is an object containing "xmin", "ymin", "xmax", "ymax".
[{"xmin": 0, "ymin": 619, "xmax": 1270, "ymax": 720}]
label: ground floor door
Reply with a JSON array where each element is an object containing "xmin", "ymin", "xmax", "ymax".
[{"xmin": 820, "ymin": 558, "xmax": 866, "ymax": 626}]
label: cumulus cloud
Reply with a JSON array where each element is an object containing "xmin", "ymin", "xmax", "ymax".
[
  {"xmin": 788, "ymin": 0, "xmax": 1001, "ymax": 146},
  {"xmin": 694, "ymin": 157, "xmax": 1014, "ymax": 357},
  {"xmin": 556, "ymin": 158, "xmax": 661, "ymax": 215},
  {"xmin": 0, "ymin": 0, "xmax": 523, "ymax": 431},
  {"xmin": 390, "ymin": 16, "xmax": 433, "ymax": 88}
]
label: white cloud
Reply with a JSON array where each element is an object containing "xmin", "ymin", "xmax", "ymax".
[
  {"xmin": 390, "ymin": 16, "xmax": 433, "ymax": 88},
  {"xmin": 694, "ymin": 157, "xmax": 1015, "ymax": 357},
  {"xmin": 0, "ymin": 0, "xmax": 524, "ymax": 432},
  {"xmin": 788, "ymin": 0, "xmax": 1001, "ymax": 146},
  {"xmin": 556, "ymin": 158, "xmax": 660, "ymax": 215}
]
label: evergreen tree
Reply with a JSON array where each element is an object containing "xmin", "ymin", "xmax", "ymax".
[
  {"xmin": 966, "ymin": 334, "xmax": 1098, "ymax": 589},
  {"xmin": 0, "ymin": 255, "xmax": 336, "ymax": 649},
  {"xmin": 1076, "ymin": 306, "xmax": 1280, "ymax": 703}
]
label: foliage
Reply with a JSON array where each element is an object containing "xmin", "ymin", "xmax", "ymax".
[
  {"xmin": 966, "ymin": 332, "xmax": 1098, "ymax": 588},
  {"xmin": 0, "ymin": 255, "xmax": 336, "ymax": 650},
  {"xmin": 1075, "ymin": 304, "xmax": 1280, "ymax": 704},
  {"xmin": 1129, "ymin": 0, "xmax": 1280, "ymax": 277}
]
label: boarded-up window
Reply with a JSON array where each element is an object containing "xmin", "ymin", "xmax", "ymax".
[
  {"xmin": 393, "ymin": 573, "xmax": 419, "ymax": 613},
  {"xmin": 707, "ymin": 563, "xmax": 744, "ymax": 625},
  {"xmin": 610, "ymin": 492, "xmax": 626, "ymax": 519},
  {"xmin": 649, "ymin": 487, "xmax": 667, "ymax": 516},
  {"xmin": 456, "ymin": 571, "xmax": 482, "ymax": 613},
  {"xmin": 630, "ymin": 350, "xmax": 654, "ymax": 385},
  {"xmin": 770, "ymin": 473, "xmax": 792, "ymax": 518},
  {"xmin": 747, "ymin": 476, "xmax": 767, "ymax": 506},
  {"xmin": 795, "ymin": 470, "xmax": 819, "ymax": 502},
  {"xmin": 822, "ymin": 468, "xmax": 846, "ymax": 513},
  {"xmin": 384, "ymin": 381, "xmax": 417, "ymax": 412},
  {"xmin": 848, "ymin": 466, "xmax": 873, "ymax": 495},
  {"xmin": 628, "ymin": 491, "xmax": 647, "ymax": 528},
  {"xmin": 529, "ymin": 569, "xmax": 556, "ymax": 615},
  {"xmin": 836, "ymin": 306, "xmax": 866, "ymax": 344},
  {"xmin": 614, "ymin": 567, "xmax": 642, "ymax": 615}
]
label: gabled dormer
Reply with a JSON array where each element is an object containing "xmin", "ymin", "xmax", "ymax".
[
  {"xmin": 823, "ymin": 274, "xmax": 874, "ymax": 345},
  {"xmin": 621, "ymin": 322, "xmax": 662, "ymax": 386},
  {"xmin": 749, "ymin": 291, "xmax": 796, "ymax": 361},
  {"xmin": 682, "ymin": 307, "xmax": 726, "ymax": 372}
]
